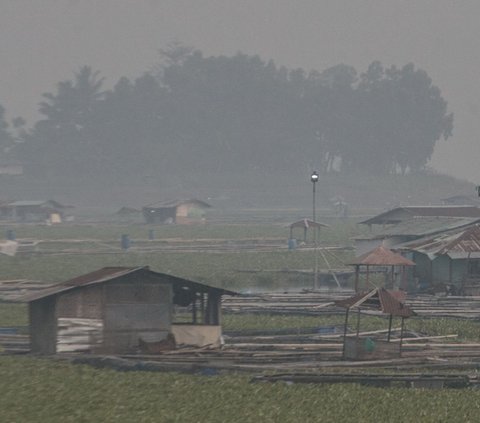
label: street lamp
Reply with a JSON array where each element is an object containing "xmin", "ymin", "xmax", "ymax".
[
  {"xmin": 311, "ymin": 171, "xmax": 319, "ymax": 224},
  {"xmin": 311, "ymin": 171, "xmax": 319, "ymax": 288}
]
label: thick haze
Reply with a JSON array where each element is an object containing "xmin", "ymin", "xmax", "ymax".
[{"xmin": 1, "ymin": 0, "xmax": 479, "ymax": 182}]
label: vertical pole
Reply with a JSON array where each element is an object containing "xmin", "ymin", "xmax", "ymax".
[
  {"xmin": 313, "ymin": 181, "xmax": 317, "ymax": 289},
  {"xmin": 200, "ymin": 293, "xmax": 205, "ymax": 324},
  {"xmin": 192, "ymin": 296, "xmax": 197, "ymax": 324},
  {"xmin": 310, "ymin": 171, "xmax": 319, "ymax": 290},
  {"xmin": 399, "ymin": 317, "xmax": 405, "ymax": 357},
  {"xmin": 354, "ymin": 265, "xmax": 360, "ymax": 292},
  {"xmin": 387, "ymin": 314, "xmax": 393, "ymax": 342},
  {"xmin": 342, "ymin": 308, "xmax": 350, "ymax": 360},
  {"xmin": 365, "ymin": 264, "xmax": 370, "ymax": 291}
]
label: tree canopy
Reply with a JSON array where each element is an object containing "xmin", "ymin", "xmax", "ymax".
[{"xmin": 19, "ymin": 49, "xmax": 454, "ymax": 186}]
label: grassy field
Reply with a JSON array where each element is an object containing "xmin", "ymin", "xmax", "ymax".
[
  {"xmin": 1, "ymin": 356, "xmax": 480, "ymax": 423},
  {"xmin": 2, "ymin": 221, "xmax": 479, "ymax": 422},
  {"xmin": 0, "ymin": 221, "xmax": 357, "ymax": 289}
]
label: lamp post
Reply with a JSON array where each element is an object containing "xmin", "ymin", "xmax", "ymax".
[
  {"xmin": 476, "ymin": 186, "xmax": 480, "ymax": 198},
  {"xmin": 311, "ymin": 171, "xmax": 319, "ymax": 223},
  {"xmin": 311, "ymin": 171, "xmax": 319, "ymax": 288}
]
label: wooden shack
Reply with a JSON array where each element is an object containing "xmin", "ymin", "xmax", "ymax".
[
  {"xmin": 18, "ymin": 267, "xmax": 235, "ymax": 355},
  {"xmin": 0, "ymin": 200, "xmax": 70, "ymax": 223},
  {"xmin": 142, "ymin": 199, "xmax": 211, "ymax": 224},
  {"xmin": 288, "ymin": 219, "xmax": 329, "ymax": 244}
]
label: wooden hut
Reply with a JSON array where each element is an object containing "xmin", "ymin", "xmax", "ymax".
[
  {"xmin": 289, "ymin": 219, "xmax": 329, "ymax": 244},
  {"xmin": 336, "ymin": 288, "xmax": 415, "ymax": 360},
  {"xmin": 17, "ymin": 266, "xmax": 235, "ymax": 355},
  {"xmin": 349, "ymin": 245, "xmax": 415, "ymax": 292},
  {"xmin": 142, "ymin": 199, "xmax": 211, "ymax": 224}
]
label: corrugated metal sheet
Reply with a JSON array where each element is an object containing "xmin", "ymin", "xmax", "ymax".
[
  {"xmin": 397, "ymin": 224, "xmax": 480, "ymax": 259},
  {"xmin": 16, "ymin": 267, "xmax": 236, "ymax": 303},
  {"xmin": 335, "ymin": 288, "xmax": 414, "ymax": 317},
  {"xmin": 349, "ymin": 245, "xmax": 415, "ymax": 266},
  {"xmin": 380, "ymin": 217, "xmax": 480, "ymax": 237},
  {"xmin": 360, "ymin": 206, "xmax": 480, "ymax": 225}
]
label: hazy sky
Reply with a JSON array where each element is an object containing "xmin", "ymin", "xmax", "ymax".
[{"xmin": 1, "ymin": 0, "xmax": 479, "ymax": 182}]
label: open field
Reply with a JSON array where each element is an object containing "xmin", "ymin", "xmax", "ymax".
[
  {"xmin": 2, "ymin": 220, "xmax": 480, "ymax": 421},
  {"xmin": 2, "ymin": 356, "xmax": 480, "ymax": 422},
  {"xmin": 0, "ymin": 221, "xmax": 358, "ymax": 288}
]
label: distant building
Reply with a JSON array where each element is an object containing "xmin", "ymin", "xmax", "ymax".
[
  {"xmin": 356, "ymin": 205, "xmax": 480, "ymax": 256},
  {"xmin": 441, "ymin": 195, "xmax": 480, "ymax": 206},
  {"xmin": 359, "ymin": 206, "xmax": 480, "ymax": 226},
  {"xmin": 18, "ymin": 266, "xmax": 236, "ymax": 355},
  {"xmin": 0, "ymin": 200, "xmax": 72, "ymax": 223},
  {"xmin": 396, "ymin": 224, "xmax": 480, "ymax": 294},
  {"xmin": 142, "ymin": 199, "xmax": 211, "ymax": 224}
]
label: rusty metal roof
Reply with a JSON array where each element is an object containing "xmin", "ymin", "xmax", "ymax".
[
  {"xmin": 349, "ymin": 245, "xmax": 415, "ymax": 266},
  {"xmin": 397, "ymin": 224, "xmax": 480, "ymax": 259},
  {"xmin": 360, "ymin": 206, "xmax": 480, "ymax": 225},
  {"xmin": 16, "ymin": 266, "xmax": 236, "ymax": 302},
  {"xmin": 289, "ymin": 219, "xmax": 329, "ymax": 229},
  {"xmin": 335, "ymin": 288, "xmax": 415, "ymax": 317}
]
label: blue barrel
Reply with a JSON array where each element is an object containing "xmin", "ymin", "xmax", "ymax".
[
  {"xmin": 6, "ymin": 229, "xmax": 15, "ymax": 241},
  {"xmin": 148, "ymin": 229, "xmax": 155, "ymax": 240},
  {"xmin": 288, "ymin": 238, "xmax": 297, "ymax": 250},
  {"xmin": 121, "ymin": 234, "xmax": 130, "ymax": 250}
]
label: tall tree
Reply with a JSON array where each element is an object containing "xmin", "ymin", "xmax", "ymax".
[{"xmin": 26, "ymin": 66, "xmax": 105, "ymax": 179}]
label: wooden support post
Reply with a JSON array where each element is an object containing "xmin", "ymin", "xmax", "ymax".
[
  {"xmin": 192, "ymin": 296, "xmax": 197, "ymax": 324},
  {"xmin": 354, "ymin": 266, "xmax": 359, "ymax": 293},
  {"xmin": 387, "ymin": 314, "xmax": 393, "ymax": 342},
  {"xmin": 342, "ymin": 307, "xmax": 350, "ymax": 360},
  {"xmin": 200, "ymin": 292, "xmax": 205, "ymax": 324},
  {"xmin": 399, "ymin": 317, "xmax": 405, "ymax": 356},
  {"xmin": 366, "ymin": 265, "xmax": 370, "ymax": 290},
  {"xmin": 355, "ymin": 307, "xmax": 361, "ymax": 340}
]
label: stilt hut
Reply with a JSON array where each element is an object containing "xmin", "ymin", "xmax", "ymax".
[
  {"xmin": 349, "ymin": 245, "xmax": 415, "ymax": 292},
  {"xmin": 336, "ymin": 288, "xmax": 415, "ymax": 360}
]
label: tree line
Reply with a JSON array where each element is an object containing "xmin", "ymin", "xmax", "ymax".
[{"xmin": 1, "ymin": 47, "xmax": 453, "ymax": 185}]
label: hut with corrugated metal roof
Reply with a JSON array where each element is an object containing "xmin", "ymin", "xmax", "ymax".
[
  {"xmin": 17, "ymin": 267, "xmax": 235, "ymax": 355},
  {"xmin": 396, "ymin": 224, "xmax": 480, "ymax": 294},
  {"xmin": 336, "ymin": 288, "xmax": 415, "ymax": 360}
]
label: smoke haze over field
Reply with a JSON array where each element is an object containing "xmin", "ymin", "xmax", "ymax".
[{"xmin": 0, "ymin": 0, "xmax": 479, "ymax": 182}]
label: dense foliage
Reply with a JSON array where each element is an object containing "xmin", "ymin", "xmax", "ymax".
[{"xmin": 8, "ymin": 48, "xmax": 453, "ymax": 188}]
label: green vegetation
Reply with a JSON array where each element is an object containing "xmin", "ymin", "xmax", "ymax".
[
  {"xmin": 0, "ymin": 221, "xmax": 357, "ymax": 289},
  {"xmin": 2, "ymin": 221, "xmax": 480, "ymax": 422},
  {"xmin": 0, "ymin": 356, "xmax": 479, "ymax": 423}
]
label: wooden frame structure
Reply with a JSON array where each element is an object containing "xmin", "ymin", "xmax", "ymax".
[{"xmin": 336, "ymin": 288, "xmax": 415, "ymax": 360}]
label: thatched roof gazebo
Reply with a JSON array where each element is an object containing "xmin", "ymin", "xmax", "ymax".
[
  {"xmin": 350, "ymin": 245, "xmax": 415, "ymax": 292},
  {"xmin": 335, "ymin": 288, "xmax": 416, "ymax": 360}
]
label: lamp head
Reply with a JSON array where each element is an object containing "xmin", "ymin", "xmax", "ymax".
[{"xmin": 311, "ymin": 171, "xmax": 319, "ymax": 183}]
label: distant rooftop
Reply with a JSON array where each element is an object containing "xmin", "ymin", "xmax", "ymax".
[{"xmin": 360, "ymin": 206, "xmax": 480, "ymax": 225}]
